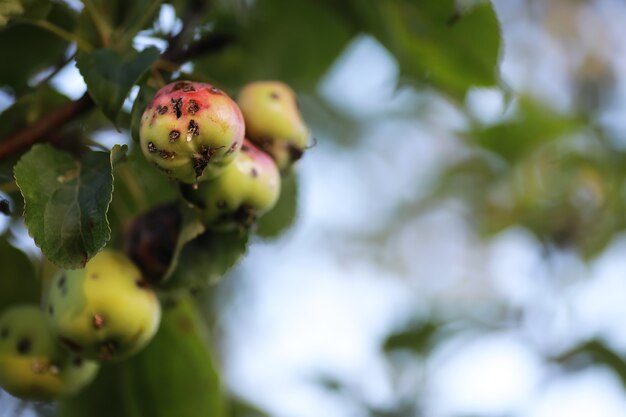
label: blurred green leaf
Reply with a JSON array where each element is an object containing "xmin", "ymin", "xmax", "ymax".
[
  {"xmin": 379, "ymin": 0, "xmax": 502, "ymax": 97},
  {"xmin": 228, "ymin": 397, "xmax": 271, "ymax": 417},
  {"xmin": 59, "ymin": 297, "xmax": 223, "ymax": 417},
  {"xmin": 323, "ymin": 0, "xmax": 502, "ymax": 98},
  {"xmin": 76, "ymin": 47, "xmax": 159, "ymax": 126},
  {"xmin": 383, "ymin": 320, "xmax": 441, "ymax": 355},
  {"xmin": 14, "ymin": 144, "xmax": 114, "ymax": 268},
  {"xmin": 468, "ymin": 98, "xmax": 584, "ymax": 163},
  {"xmin": 164, "ymin": 229, "xmax": 249, "ymax": 290},
  {"xmin": 0, "ymin": 238, "xmax": 38, "ymax": 313},
  {"xmin": 554, "ymin": 339, "xmax": 626, "ymax": 389},
  {"xmin": 256, "ymin": 169, "xmax": 298, "ymax": 239},
  {"xmin": 0, "ymin": 2, "xmax": 76, "ymax": 94},
  {"xmin": 130, "ymin": 83, "xmax": 157, "ymax": 142},
  {"xmin": 194, "ymin": 0, "xmax": 354, "ymax": 91}
]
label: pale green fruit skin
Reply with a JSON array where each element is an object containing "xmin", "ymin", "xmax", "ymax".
[
  {"xmin": 182, "ymin": 140, "xmax": 281, "ymax": 229},
  {"xmin": 46, "ymin": 250, "xmax": 162, "ymax": 362},
  {"xmin": 140, "ymin": 81, "xmax": 245, "ymax": 183},
  {"xmin": 237, "ymin": 81, "xmax": 310, "ymax": 170},
  {"xmin": 0, "ymin": 305, "xmax": 99, "ymax": 400}
]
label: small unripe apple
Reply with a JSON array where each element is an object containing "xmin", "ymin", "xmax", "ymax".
[
  {"xmin": 237, "ymin": 81, "xmax": 310, "ymax": 170},
  {"xmin": 46, "ymin": 250, "xmax": 162, "ymax": 361},
  {"xmin": 181, "ymin": 140, "xmax": 281, "ymax": 229},
  {"xmin": 140, "ymin": 81, "xmax": 245, "ymax": 183},
  {"xmin": 0, "ymin": 305, "xmax": 99, "ymax": 400}
]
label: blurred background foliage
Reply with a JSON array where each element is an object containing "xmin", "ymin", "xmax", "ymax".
[{"xmin": 2, "ymin": 0, "xmax": 626, "ymax": 416}]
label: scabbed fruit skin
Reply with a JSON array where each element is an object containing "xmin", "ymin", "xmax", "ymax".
[
  {"xmin": 46, "ymin": 250, "xmax": 162, "ymax": 362},
  {"xmin": 0, "ymin": 305, "xmax": 99, "ymax": 400},
  {"xmin": 140, "ymin": 81, "xmax": 245, "ymax": 183},
  {"xmin": 181, "ymin": 139, "xmax": 281, "ymax": 229},
  {"xmin": 237, "ymin": 81, "xmax": 311, "ymax": 170}
]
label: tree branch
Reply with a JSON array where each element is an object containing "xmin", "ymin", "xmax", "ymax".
[
  {"xmin": 0, "ymin": 25, "xmax": 236, "ymax": 161},
  {"xmin": 0, "ymin": 94, "xmax": 94, "ymax": 160}
]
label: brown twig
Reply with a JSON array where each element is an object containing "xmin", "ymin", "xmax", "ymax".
[{"xmin": 0, "ymin": 94, "xmax": 94, "ymax": 160}]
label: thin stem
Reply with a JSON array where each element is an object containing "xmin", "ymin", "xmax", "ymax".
[
  {"xmin": 82, "ymin": 0, "xmax": 111, "ymax": 47},
  {"xmin": 17, "ymin": 19, "xmax": 93, "ymax": 52}
]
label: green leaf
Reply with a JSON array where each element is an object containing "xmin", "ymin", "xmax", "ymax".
[
  {"xmin": 228, "ymin": 397, "xmax": 270, "ymax": 417},
  {"xmin": 326, "ymin": 0, "xmax": 502, "ymax": 98},
  {"xmin": 130, "ymin": 83, "xmax": 157, "ymax": 142},
  {"xmin": 553, "ymin": 339, "xmax": 626, "ymax": 389},
  {"xmin": 164, "ymin": 229, "xmax": 249, "ymax": 290},
  {"xmin": 383, "ymin": 320, "xmax": 441, "ymax": 356},
  {"xmin": 161, "ymin": 203, "xmax": 206, "ymax": 283},
  {"xmin": 0, "ymin": 239, "xmax": 39, "ymax": 313},
  {"xmin": 59, "ymin": 297, "xmax": 223, "ymax": 417},
  {"xmin": 76, "ymin": 47, "xmax": 159, "ymax": 125},
  {"xmin": 384, "ymin": 0, "xmax": 501, "ymax": 97},
  {"xmin": 256, "ymin": 169, "xmax": 298, "ymax": 239},
  {"xmin": 194, "ymin": 0, "xmax": 354, "ymax": 90},
  {"xmin": 468, "ymin": 98, "xmax": 584, "ymax": 163},
  {"xmin": 0, "ymin": 2, "xmax": 76, "ymax": 94},
  {"xmin": 14, "ymin": 144, "xmax": 114, "ymax": 269}
]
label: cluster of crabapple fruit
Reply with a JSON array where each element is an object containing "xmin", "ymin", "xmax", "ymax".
[
  {"xmin": 139, "ymin": 80, "xmax": 309, "ymax": 226},
  {"xmin": 0, "ymin": 80, "xmax": 311, "ymax": 400}
]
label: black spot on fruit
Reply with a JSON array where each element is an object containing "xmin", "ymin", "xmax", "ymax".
[
  {"xmin": 188, "ymin": 120, "xmax": 199, "ymax": 137},
  {"xmin": 57, "ymin": 275, "xmax": 66, "ymax": 289},
  {"xmin": 250, "ymin": 168, "xmax": 258, "ymax": 178},
  {"xmin": 192, "ymin": 156, "xmax": 209, "ymax": 178},
  {"xmin": 17, "ymin": 337, "xmax": 32, "ymax": 354},
  {"xmin": 148, "ymin": 142, "xmax": 157, "ymax": 153},
  {"xmin": 59, "ymin": 337, "xmax": 83, "ymax": 352},
  {"xmin": 159, "ymin": 150, "xmax": 176, "ymax": 160},
  {"xmin": 169, "ymin": 130, "xmax": 180, "ymax": 142},
  {"xmin": 157, "ymin": 105, "xmax": 168, "ymax": 115},
  {"xmin": 270, "ymin": 91, "xmax": 280, "ymax": 100},
  {"xmin": 171, "ymin": 97, "xmax": 183, "ymax": 119},
  {"xmin": 188, "ymin": 100, "xmax": 199, "ymax": 114},
  {"xmin": 135, "ymin": 279, "xmax": 149, "ymax": 289},
  {"xmin": 48, "ymin": 305, "xmax": 54, "ymax": 316}
]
